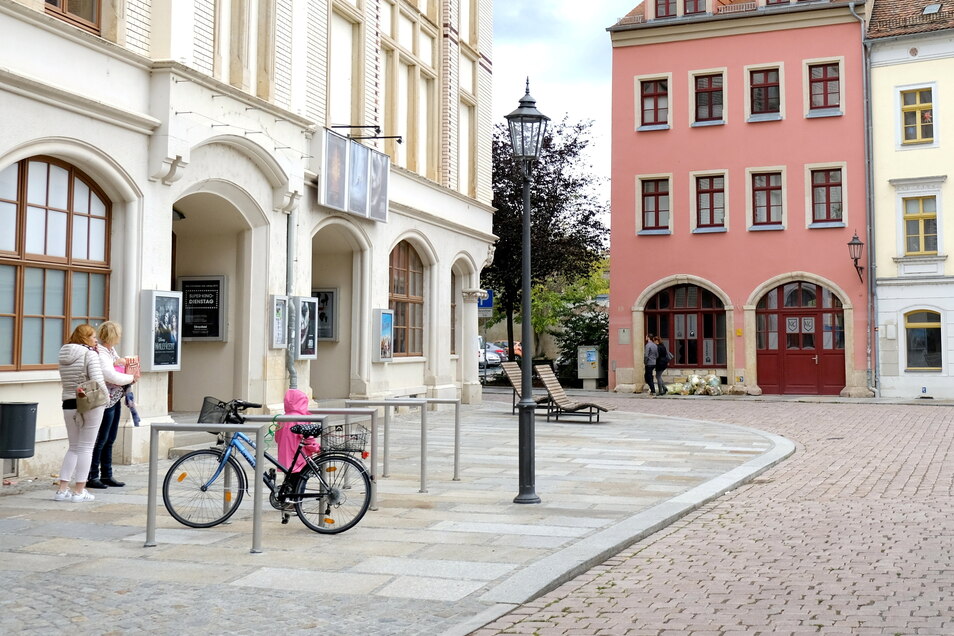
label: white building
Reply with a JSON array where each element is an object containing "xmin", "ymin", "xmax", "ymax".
[
  {"xmin": 0, "ymin": 0, "xmax": 495, "ymax": 478},
  {"xmin": 868, "ymin": 0, "xmax": 954, "ymax": 399}
]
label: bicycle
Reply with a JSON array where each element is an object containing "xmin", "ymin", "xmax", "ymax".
[{"xmin": 162, "ymin": 397, "xmax": 372, "ymax": 534}]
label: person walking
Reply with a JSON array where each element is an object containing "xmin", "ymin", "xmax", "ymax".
[
  {"xmin": 54, "ymin": 325, "xmax": 108, "ymax": 503},
  {"xmin": 653, "ymin": 336, "xmax": 672, "ymax": 396},
  {"xmin": 644, "ymin": 334, "xmax": 658, "ymax": 396},
  {"xmin": 87, "ymin": 321, "xmax": 136, "ymax": 489}
]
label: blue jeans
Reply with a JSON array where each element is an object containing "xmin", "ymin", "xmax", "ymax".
[{"xmin": 89, "ymin": 400, "xmax": 122, "ymax": 480}]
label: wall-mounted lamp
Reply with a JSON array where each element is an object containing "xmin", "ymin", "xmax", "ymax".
[
  {"xmin": 173, "ymin": 208, "xmax": 186, "ymax": 221},
  {"xmin": 847, "ymin": 232, "xmax": 864, "ymax": 282}
]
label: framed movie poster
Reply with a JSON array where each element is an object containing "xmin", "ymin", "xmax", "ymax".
[
  {"xmin": 140, "ymin": 290, "xmax": 182, "ymax": 372},
  {"xmin": 178, "ymin": 276, "xmax": 227, "ymax": 341},
  {"xmin": 368, "ymin": 149, "xmax": 389, "ymax": 222},
  {"xmin": 372, "ymin": 309, "xmax": 394, "ymax": 363},
  {"xmin": 313, "ymin": 288, "xmax": 337, "ymax": 341},
  {"xmin": 296, "ymin": 296, "xmax": 318, "ymax": 360},
  {"xmin": 348, "ymin": 142, "xmax": 369, "ymax": 217},
  {"xmin": 324, "ymin": 130, "xmax": 348, "ymax": 211},
  {"xmin": 271, "ymin": 295, "xmax": 289, "ymax": 349}
]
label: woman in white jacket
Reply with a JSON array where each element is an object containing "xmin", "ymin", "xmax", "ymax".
[
  {"xmin": 87, "ymin": 321, "xmax": 135, "ymax": 489},
  {"xmin": 54, "ymin": 324, "xmax": 108, "ymax": 503}
]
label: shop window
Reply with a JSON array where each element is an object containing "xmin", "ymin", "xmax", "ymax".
[
  {"xmin": 905, "ymin": 310, "xmax": 941, "ymax": 370},
  {"xmin": 645, "ymin": 284, "xmax": 726, "ymax": 367}
]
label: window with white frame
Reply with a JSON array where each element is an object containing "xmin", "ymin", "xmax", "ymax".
[
  {"xmin": 903, "ymin": 196, "xmax": 938, "ymax": 255},
  {"xmin": 905, "ymin": 310, "xmax": 941, "ymax": 370},
  {"xmin": 640, "ymin": 177, "xmax": 671, "ymax": 231},
  {"xmin": 691, "ymin": 173, "xmax": 726, "ymax": 231},
  {"xmin": 640, "ymin": 79, "xmax": 669, "ymax": 127},
  {"xmin": 693, "ymin": 73, "xmax": 724, "ymax": 124},
  {"xmin": 901, "ymin": 86, "xmax": 934, "ymax": 145},
  {"xmin": 746, "ymin": 64, "xmax": 784, "ymax": 121},
  {"xmin": 752, "ymin": 171, "xmax": 783, "ymax": 226},
  {"xmin": 805, "ymin": 59, "xmax": 843, "ymax": 116},
  {"xmin": 805, "ymin": 163, "xmax": 847, "ymax": 227}
]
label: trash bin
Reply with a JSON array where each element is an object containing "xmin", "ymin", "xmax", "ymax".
[{"xmin": 0, "ymin": 402, "xmax": 38, "ymax": 459}]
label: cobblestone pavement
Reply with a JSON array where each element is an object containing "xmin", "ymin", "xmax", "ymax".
[{"xmin": 472, "ymin": 396, "xmax": 954, "ymax": 636}]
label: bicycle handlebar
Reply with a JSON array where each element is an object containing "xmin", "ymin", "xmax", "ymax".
[{"xmin": 232, "ymin": 399, "xmax": 262, "ymax": 410}]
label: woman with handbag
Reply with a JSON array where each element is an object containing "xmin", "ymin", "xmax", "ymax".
[
  {"xmin": 87, "ymin": 321, "xmax": 136, "ymax": 489},
  {"xmin": 54, "ymin": 324, "xmax": 109, "ymax": 503}
]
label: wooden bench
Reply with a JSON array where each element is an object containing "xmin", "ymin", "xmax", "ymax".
[
  {"xmin": 534, "ymin": 364, "xmax": 615, "ymax": 423},
  {"xmin": 501, "ymin": 361, "xmax": 551, "ymax": 414}
]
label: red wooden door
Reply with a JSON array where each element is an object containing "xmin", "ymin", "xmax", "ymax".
[{"xmin": 756, "ymin": 282, "xmax": 845, "ymax": 395}]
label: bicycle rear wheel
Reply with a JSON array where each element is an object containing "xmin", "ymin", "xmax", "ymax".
[
  {"xmin": 163, "ymin": 449, "xmax": 246, "ymax": 528},
  {"xmin": 295, "ymin": 453, "xmax": 371, "ymax": 534}
]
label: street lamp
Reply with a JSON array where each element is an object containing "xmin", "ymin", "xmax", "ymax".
[
  {"xmin": 505, "ymin": 80, "xmax": 549, "ymax": 504},
  {"xmin": 847, "ymin": 232, "xmax": 865, "ymax": 282}
]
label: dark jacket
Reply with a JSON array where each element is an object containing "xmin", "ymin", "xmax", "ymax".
[{"xmin": 655, "ymin": 343, "xmax": 671, "ymax": 370}]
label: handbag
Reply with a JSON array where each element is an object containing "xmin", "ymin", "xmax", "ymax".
[
  {"xmin": 76, "ymin": 348, "xmax": 108, "ymax": 413},
  {"xmin": 77, "ymin": 380, "xmax": 108, "ymax": 413},
  {"xmin": 124, "ymin": 355, "xmax": 141, "ymax": 380}
]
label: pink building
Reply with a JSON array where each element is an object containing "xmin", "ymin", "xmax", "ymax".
[{"xmin": 608, "ymin": 0, "xmax": 872, "ymax": 396}]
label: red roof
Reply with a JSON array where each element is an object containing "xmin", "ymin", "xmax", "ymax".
[{"xmin": 868, "ymin": 0, "xmax": 954, "ymax": 38}]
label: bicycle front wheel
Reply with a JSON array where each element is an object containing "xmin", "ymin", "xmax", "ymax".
[
  {"xmin": 163, "ymin": 449, "xmax": 246, "ymax": 528},
  {"xmin": 295, "ymin": 454, "xmax": 371, "ymax": 534}
]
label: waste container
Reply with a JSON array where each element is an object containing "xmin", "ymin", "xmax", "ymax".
[{"xmin": 0, "ymin": 402, "xmax": 38, "ymax": 458}]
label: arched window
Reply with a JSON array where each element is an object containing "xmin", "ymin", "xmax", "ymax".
[
  {"xmin": 0, "ymin": 157, "xmax": 111, "ymax": 370},
  {"xmin": 645, "ymin": 284, "xmax": 726, "ymax": 367},
  {"xmin": 389, "ymin": 240, "xmax": 424, "ymax": 356},
  {"xmin": 905, "ymin": 310, "xmax": 941, "ymax": 370}
]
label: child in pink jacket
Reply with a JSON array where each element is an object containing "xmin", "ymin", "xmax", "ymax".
[{"xmin": 275, "ymin": 389, "xmax": 320, "ymax": 474}]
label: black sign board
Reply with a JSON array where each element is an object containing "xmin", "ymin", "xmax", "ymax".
[{"xmin": 178, "ymin": 276, "xmax": 226, "ymax": 341}]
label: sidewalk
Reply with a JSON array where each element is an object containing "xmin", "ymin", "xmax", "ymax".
[{"xmin": 0, "ymin": 396, "xmax": 791, "ymax": 635}]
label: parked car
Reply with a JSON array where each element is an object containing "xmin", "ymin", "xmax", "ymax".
[
  {"xmin": 477, "ymin": 336, "xmax": 501, "ymax": 368},
  {"xmin": 485, "ymin": 342, "xmax": 508, "ymax": 362},
  {"xmin": 495, "ymin": 341, "xmax": 522, "ymax": 360}
]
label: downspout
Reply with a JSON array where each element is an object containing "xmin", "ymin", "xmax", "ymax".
[
  {"xmin": 849, "ymin": 1, "xmax": 878, "ymax": 396},
  {"xmin": 286, "ymin": 198, "xmax": 299, "ymax": 389}
]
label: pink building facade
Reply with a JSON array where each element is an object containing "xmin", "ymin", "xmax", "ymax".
[{"xmin": 608, "ymin": 0, "xmax": 872, "ymax": 396}]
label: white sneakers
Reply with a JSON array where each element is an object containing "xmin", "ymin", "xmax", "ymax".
[
  {"xmin": 71, "ymin": 489, "xmax": 95, "ymax": 503},
  {"xmin": 52, "ymin": 488, "xmax": 95, "ymax": 503}
]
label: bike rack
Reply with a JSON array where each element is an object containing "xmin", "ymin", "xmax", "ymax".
[
  {"xmin": 144, "ymin": 414, "xmax": 327, "ymax": 555},
  {"xmin": 344, "ymin": 398, "xmax": 461, "ymax": 494}
]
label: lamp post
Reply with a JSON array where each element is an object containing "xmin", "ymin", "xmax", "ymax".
[{"xmin": 505, "ymin": 80, "xmax": 549, "ymax": 504}]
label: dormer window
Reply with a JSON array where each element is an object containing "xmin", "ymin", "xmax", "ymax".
[{"xmin": 657, "ymin": 0, "xmax": 676, "ymax": 17}]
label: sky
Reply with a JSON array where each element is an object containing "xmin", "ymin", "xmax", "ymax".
[{"xmin": 492, "ymin": 1, "xmax": 636, "ymax": 201}]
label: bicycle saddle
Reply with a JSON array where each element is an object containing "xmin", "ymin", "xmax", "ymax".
[{"xmin": 289, "ymin": 424, "xmax": 321, "ymax": 438}]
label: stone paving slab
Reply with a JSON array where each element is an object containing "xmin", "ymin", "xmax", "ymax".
[{"xmin": 0, "ymin": 398, "xmax": 787, "ymax": 635}]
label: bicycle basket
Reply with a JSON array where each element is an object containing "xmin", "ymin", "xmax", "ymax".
[
  {"xmin": 321, "ymin": 424, "xmax": 370, "ymax": 453},
  {"xmin": 198, "ymin": 396, "xmax": 229, "ymax": 434}
]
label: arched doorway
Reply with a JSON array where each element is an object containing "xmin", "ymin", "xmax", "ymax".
[
  {"xmin": 756, "ymin": 281, "xmax": 845, "ymax": 395},
  {"xmin": 645, "ymin": 283, "xmax": 727, "ymax": 368}
]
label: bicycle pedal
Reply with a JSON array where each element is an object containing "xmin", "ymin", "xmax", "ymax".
[{"xmin": 281, "ymin": 513, "xmax": 290, "ymax": 524}]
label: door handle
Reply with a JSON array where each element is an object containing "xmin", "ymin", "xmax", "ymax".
[{"xmin": 812, "ymin": 355, "xmax": 819, "ymax": 365}]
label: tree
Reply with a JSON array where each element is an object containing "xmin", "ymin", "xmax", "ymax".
[
  {"xmin": 482, "ymin": 118, "xmax": 608, "ymax": 359},
  {"xmin": 553, "ymin": 306, "xmax": 609, "ymax": 383}
]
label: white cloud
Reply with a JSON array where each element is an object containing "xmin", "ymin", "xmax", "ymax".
[{"xmin": 492, "ymin": 2, "xmax": 631, "ymax": 202}]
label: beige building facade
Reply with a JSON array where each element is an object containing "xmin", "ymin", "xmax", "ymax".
[{"xmin": 0, "ymin": 0, "xmax": 495, "ymax": 478}]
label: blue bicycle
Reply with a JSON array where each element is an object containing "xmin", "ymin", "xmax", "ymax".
[{"xmin": 162, "ymin": 398, "xmax": 371, "ymax": 534}]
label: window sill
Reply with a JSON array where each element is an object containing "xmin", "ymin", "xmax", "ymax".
[
  {"xmin": 808, "ymin": 221, "xmax": 846, "ymax": 229},
  {"xmin": 692, "ymin": 226, "xmax": 727, "ymax": 234},
  {"xmin": 904, "ymin": 368, "xmax": 942, "ymax": 373},
  {"xmin": 389, "ymin": 356, "xmax": 426, "ymax": 364},
  {"xmin": 638, "ymin": 228, "xmax": 671, "ymax": 236},
  {"xmin": 748, "ymin": 224, "xmax": 784, "ymax": 231},
  {"xmin": 747, "ymin": 113, "xmax": 782, "ymax": 123},
  {"xmin": 637, "ymin": 124, "xmax": 670, "ymax": 132},
  {"xmin": 806, "ymin": 108, "xmax": 842, "ymax": 118},
  {"xmin": 691, "ymin": 120, "xmax": 724, "ymax": 128}
]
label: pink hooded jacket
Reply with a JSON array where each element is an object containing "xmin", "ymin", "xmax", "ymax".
[{"xmin": 275, "ymin": 389, "xmax": 320, "ymax": 473}]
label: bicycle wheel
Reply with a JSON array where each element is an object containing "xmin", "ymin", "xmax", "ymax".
[
  {"xmin": 163, "ymin": 449, "xmax": 246, "ymax": 528},
  {"xmin": 295, "ymin": 453, "xmax": 371, "ymax": 534}
]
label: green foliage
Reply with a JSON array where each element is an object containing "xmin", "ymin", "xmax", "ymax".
[
  {"xmin": 553, "ymin": 306, "xmax": 609, "ymax": 381},
  {"xmin": 529, "ymin": 261, "xmax": 608, "ymax": 356}
]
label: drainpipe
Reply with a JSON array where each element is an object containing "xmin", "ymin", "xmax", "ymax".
[
  {"xmin": 849, "ymin": 1, "xmax": 878, "ymax": 396},
  {"xmin": 286, "ymin": 198, "xmax": 299, "ymax": 389}
]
